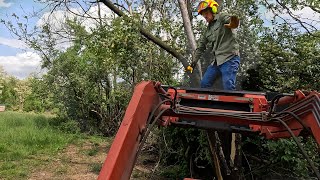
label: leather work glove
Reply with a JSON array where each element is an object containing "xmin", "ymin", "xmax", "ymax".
[
  {"xmin": 186, "ymin": 61, "xmax": 197, "ymax": 73},
  {"xmin": 224, "ymin": 16, "xmax": 239, "ymax": 29}
]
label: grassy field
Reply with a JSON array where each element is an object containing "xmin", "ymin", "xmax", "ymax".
[
  {"xmin": 0, "ymin": 111, "xmax": 166, "ymax": 180},
  {"xmin": 0, "ymin": 111, "xmax": 110, "ymax": 180}
]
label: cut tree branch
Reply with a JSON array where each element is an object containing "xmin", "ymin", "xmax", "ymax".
[
  {"xmin": 99, "ymin": 0, "xmax": 201, "ymax": 85},
  {"xmin": 99, "ymin": 0, "xmax": 184, "ymax": 61}
]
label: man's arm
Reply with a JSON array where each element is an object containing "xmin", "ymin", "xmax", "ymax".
[
  {"xmin": 186, "ymin": 35, "xmax": 206, "ymax": 73},
  {"xmin": 192, "ymin": 33, "xmax": 207, "ymax": 67}
]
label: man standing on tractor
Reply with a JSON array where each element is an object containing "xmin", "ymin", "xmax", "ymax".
[{"xmin": 187, "ymin": 0, "xmax": 240, "ymax": 90}]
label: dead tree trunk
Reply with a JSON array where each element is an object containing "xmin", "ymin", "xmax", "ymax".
[{"xmin": 178, "ymin": 0, "xmax": 202, "ymax": 79}]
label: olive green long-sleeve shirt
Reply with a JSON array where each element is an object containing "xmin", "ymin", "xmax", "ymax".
[{"xmin": 194, "ymin": 13, "xmax": 239, "ymax": 66}]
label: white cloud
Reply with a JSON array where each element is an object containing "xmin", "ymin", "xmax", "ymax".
[
  {"xmin": 0, "ymin": 52, "xmax": 42, "ymax": 79},
  {"xmin": 35, "ymin": 3, "xmax": 114, "ymax": 50},
  {"xmin": 37, "ymin": 4, "xmax": 114, "ymax": 31},
  {"xmin": 0, "ymin": 0, "xmax": 12, "ymax": 8},
  {"xmin": 0, "ymin": 4, "xmax": 115, "ymax": 79},
  {"xmin": 0, "ymin": 37, "xmax": 27, "ymax": 49}
]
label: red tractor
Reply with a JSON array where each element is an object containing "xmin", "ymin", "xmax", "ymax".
[{"xmin": 97, "ymin": 81, "xmax": 320, "ymax": 180}]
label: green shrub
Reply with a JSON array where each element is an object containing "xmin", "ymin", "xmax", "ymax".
[
  {"xmin": 242, "ymin": 136, "xmax": 320, "ymax": 179},
  {"xmin": 48, "ymin": 116, "xmax": 80, "ymax": 134},
  {"xmin": 156, "ymin": 127, "xmax": 213, "ymax": 179},
  {"xmin": 59, "ymin": 120, "xmax": 80, "ymax": 134}
]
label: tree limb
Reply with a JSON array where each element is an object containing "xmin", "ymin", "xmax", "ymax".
[
  {"xmin": 273, "ymin": 0, "xmax": 319, "ymax": 35},
  {"xmin": 99, "ymin": 0, "xmax": 201, "ymax": 86}
]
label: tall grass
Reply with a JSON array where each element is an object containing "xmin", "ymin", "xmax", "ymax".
[{"xmin": 0, "ymin": 111, "xmax": 76, "ymax": 179}]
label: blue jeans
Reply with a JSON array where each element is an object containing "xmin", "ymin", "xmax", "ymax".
[{"xmin": 200, "ymin": 56, "xmax": 240, "ymax": 90}]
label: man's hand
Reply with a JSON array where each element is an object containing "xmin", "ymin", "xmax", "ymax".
[
  {"xmin": 186, "ymin": 66, "xmax": 193, "ymax": 73},
  {"xmin": 186, "ymin": 61, "xmax": 197, "ymax": 73},
  {"xmin": 224, "ymin": 16, "xmax": 239, "ymax": 29}
]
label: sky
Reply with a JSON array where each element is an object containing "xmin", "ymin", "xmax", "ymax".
[
  {"xmin": 0, "ymin": 0, "xmax": 116, "ymax": 79},
  {"xmin": 0, "ymin": 0, "xmax": 47, "ymax": 79},
  {"xmin": 0, "ymin": 1, "xmax": 319, "ymax": 79}
]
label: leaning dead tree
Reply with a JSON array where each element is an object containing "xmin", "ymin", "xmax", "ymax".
[{"xmin": 177, "ymin": 0, "xmax": 202, "ymax": 77}]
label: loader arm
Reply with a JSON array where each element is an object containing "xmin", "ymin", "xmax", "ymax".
[
  {"xmin": 98, "ymin": 81, "xmax": 161, "ymax": 180},
  {"xmin": 98, "ymin": 81, "xmax": 320, "ymax": 180}
]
